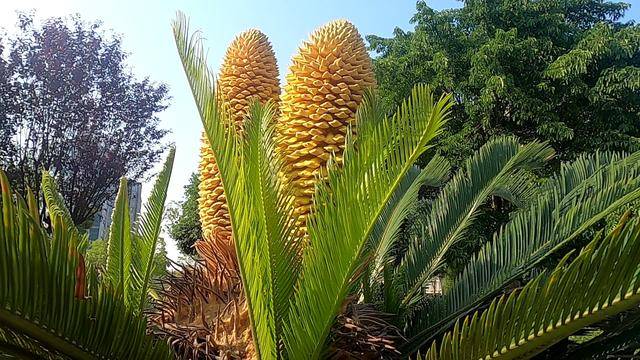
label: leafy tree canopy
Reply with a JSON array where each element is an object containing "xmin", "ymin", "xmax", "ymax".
[
  {"xmin": 166, "ymin": 172, "xmax": 201, "ymax": 256},
  {"xmin": 367, "ymin": 0, "xmax": 639, "ymax": 164},
  {"xmin": 0, "ymin": 11, "xmax": 170, "ymax": 226}
]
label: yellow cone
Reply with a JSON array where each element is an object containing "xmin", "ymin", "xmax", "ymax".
[
  {"xmin": 277, "ymin": 19, "xmax": 376, "ymax": 233},
  {"xmin": 198, "ymin": 29, "xmax": 279, "ymax": 248}
]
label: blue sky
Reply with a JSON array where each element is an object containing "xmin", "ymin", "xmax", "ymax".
[{"xmin": 1, "ymin": 0, "xmax": 638, "ymax": 259}]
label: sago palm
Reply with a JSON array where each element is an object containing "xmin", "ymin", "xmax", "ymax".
[
  {"xmin": 363, "ymin": 141, "xmax": 640, "ymax": 357},
  {"xmin": 174, "ymin": 12, "xmax": 450, "ymax": 359},
  {"xmin": 420, "ymin": 211, "xmax": 640, "ymax": 359},
  {"xmin": 175, "ymin": 11, "xmax": 640, "ymax": 360},
  {"xmin": 0, "ymin": 148, "xmax": 176, "ymax": 359},
  {"xmin": 154, "ymin": 26, "xmax": 281, "ymax": 360}
]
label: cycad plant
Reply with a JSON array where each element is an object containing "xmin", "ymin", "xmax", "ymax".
[
  {"xmin": 161, "ymin": 15, "xmax": 381, "ymax": 358},
  {"xmin": 102, "ymin": 147, "xmax": 175, "ymax": 313},
  {"xmin": 174, "ymin": 12, "xmax": 450, "ymax": 358},
  {"xmin": 421, "ymin": 213, "xmax": 640, "ymax": 359},
  {"xmin": 366, "ymin": 143, "xmax": 640, "ymax": 357},
  {"xmin": 0, "ymin": 148, "xmax": 175, "ymax": 359},
  {"xmin": 158, "ymin": 26, "xmax": 281, "ymax": 359},
  {"xmin": 175, "ymin": 11, "xmax": 640, "ymax": 360}
]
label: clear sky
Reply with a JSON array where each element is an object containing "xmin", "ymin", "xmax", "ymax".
[{"xmin": 1, "ymin": 0, "xmax": 638, "ymax": 260}]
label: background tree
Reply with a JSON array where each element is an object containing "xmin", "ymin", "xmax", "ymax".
[
  {"xmin": 166, "ymin": 172, "xmax": 202, "ymax": 255},
  {"xmin": 0, "ymin": 11, "xmax": 169, "ymax": 226},
  {"xmin": 367, "ymin": 0, "xmax": 639, "ymax": 165}
]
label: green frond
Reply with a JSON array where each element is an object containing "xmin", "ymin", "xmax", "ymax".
[
  {"xmin": 105, "ymin": 177, "xmax": 133, "ymax": 301},
  {"xmin": 365, "ymin": 155, "xmax": 451, "ymax": 296},
  {"xmin": 173, "ymin": 13, "xmax": 278, "ymax": 358},
  {"xmin": 405, "ymin": 150, "xmax": 640, "ymax": 353},
  {"xmin": 0, "ymin": 171, "xmax": 173, "ymax": 359},
  {"xmin": 41, "ymin": 170, "xmax": 74, "ymax": 227},
  {"xmin": 283, "ymin": 84, "xmax": 452, "ymax": 359},
  {"xmin": 565, "ymin": 316, "xmax": 640, "ymax": 359},
  {"xmin": 397, "ymin": 136, "xmax": 554, "ymax": 309},
  {"xmin": 421, "ymin": 214, "xmax": 640, "ymax": 360},
  {"xmin": 0, "ymin": 327, "xmax": 64, "ymax": 359},
  {"xmin": 244, "ymin": 101, "xmax": 302, "ymax": 338},
  {"xmin": 131, "ymin": 147, "xmax": 175, "ymax": 312},
  {"xmin": 41, "ymin": 170, "xmax": 89, "ymax": 252}
]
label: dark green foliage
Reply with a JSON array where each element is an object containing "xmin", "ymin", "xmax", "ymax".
[
  {"xmin": 367, "ymin": 0, "xmax": 640, "ymax": 310},
  {"xmin": 421, "ymin": 214, "xmax": 640, "ymax": 359},
  {"xmin": 367, "ymin": 0, "xmax": 639, "ymax": 164},
  {"xmin": 402, "ymin": 150, "xmax": 640, "ymax": 354},
  {"xmin": 167, "ymin": 172, "xmax": 202, "ymax": 255}
]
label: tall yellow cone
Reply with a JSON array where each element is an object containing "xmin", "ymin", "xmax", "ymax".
[
  {"xmin": 277, "ymin": 19, "xmax": 376, "ymax": 234},
  {"xmin": 198, "ymin": 29, "xmax": 279, "ymax": 249}
]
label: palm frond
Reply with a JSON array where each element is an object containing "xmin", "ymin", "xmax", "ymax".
[
  {"xmin": 405, "ymin": 150, "xmax": 640, "ymax": 352},
  {"xmin": 328, "ymin": 301, "xmax": 404, "ymax": 358},
  {"xmin": 244, "ymin": 101, "xmax": 302, "ymax": 336},
  {"xmin": 41, "ymin": 170, "xmax": 89, "ymax": 252},
  {"xmin": 283, "ymin": 84, "xmax": 452, "ymax": 359},
  {"xmin": 0, "ymin": 326, "xmax": 64, "ymax": 359},
  {"xmin": 173, "ymin": 13, "xmax": 282, "ymax": 358},
  {"xmin": 365, "ymin": 156, "xmax": 451, "ymax": 295},
  {"xmin": 105, "ymin": 177, "xmax": 133, "ymax": 301},
  {"xmin": 0, "ymin": 171, "xmax": 173, "ymax": 359},
  {"xmin": 148, "ymin": 253, "xmax": 251, "ymax": 359},
  {"xmin": 421, "ymin": 213, "xmax": 640, "ymax": 360},
  {"xmin": 565, "ymin": 314, "xmax": 640, "ymax": 359},
  {"xmin": 397, "ymin": 136, "xmax": 554, "ymax": 309},
  {"xmin": 132, "ymin": 147, "xmax": 175, "ymax": 312},
  {"xmin": 41, "ymin": 170, "xmax": 74, "ymax": 225}
]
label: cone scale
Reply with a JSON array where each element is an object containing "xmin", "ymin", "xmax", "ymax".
[{"xmin": 277, "ymin": 19, "xmax": 376, "ymax": 233}]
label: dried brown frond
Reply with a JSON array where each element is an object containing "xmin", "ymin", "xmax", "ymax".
[
  {"xmin": 194, "ymin": 235, "xmax": 240, "ymax": 282},
  {"xmin": 148, "ymin": 231, "xmax": 254, "ymax": 359},
  {"xmin": 327, "ymin": 298, "xmax": 404, "ymax": 360}
]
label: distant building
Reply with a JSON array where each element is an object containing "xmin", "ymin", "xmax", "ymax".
[
  {"xmin": 425, "ymin": 276, "xmax": 442, "ymax": 295},
  {"xmin": 88, "ymin": 181, "xmax": 142, "ymax": 241}
]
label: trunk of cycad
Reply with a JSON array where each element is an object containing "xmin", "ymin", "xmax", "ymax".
[{"xmin": 276, "ymin": 19, "xmax": 376, "ymax": 237}]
